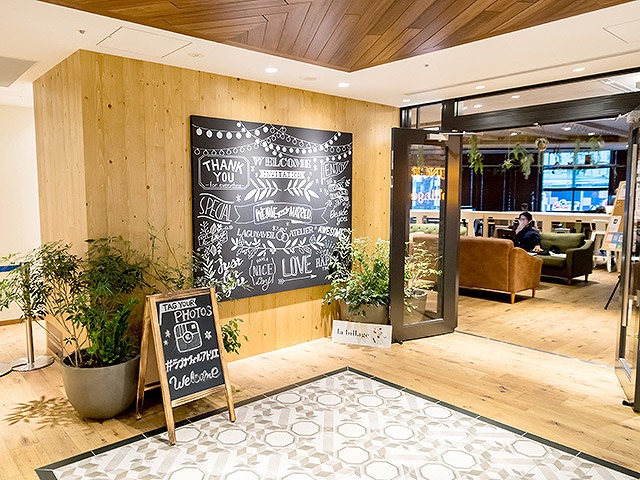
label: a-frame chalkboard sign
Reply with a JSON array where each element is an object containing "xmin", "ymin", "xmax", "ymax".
[{"xmin": 136, "ymin": 287, "xmax": 235, "ymax": 444}]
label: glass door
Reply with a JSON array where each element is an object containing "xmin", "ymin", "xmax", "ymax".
[
  {"xmin": 390, "ymin": 128, "xmax": 461, "ymax": 341},
  {"xmin": 617, "ymin": 122, "xmax": 640, "ymax": 411}
]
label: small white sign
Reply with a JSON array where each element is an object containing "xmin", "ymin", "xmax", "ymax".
[{"xmin": 332, "ymin": 320, "xmax": 392, "ymax": 348}]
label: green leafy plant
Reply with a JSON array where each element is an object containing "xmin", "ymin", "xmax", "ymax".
[
  {"xmin": 0, "ymin": 238, "xmax": 149, "ymax": 368},
  {"xmin": 504, "ymin": 143, "xmax": 534, "ymax": 179},
  {"xmin": 0, "ymin": 234, "xmax": 249, "ymax": 366},
  {"xmin": 467, "ymin": 134, "xmax": 484, "ymax": 174},
  {"xmin": 324, "ymin": 235, "xmax": 391, "ymax": 317},
  {"xmin": 324, "ymin": 234, "xmax": 442, "ymax": 317},
  {"xmin": 221, "ymin": 318, "xmax": 247, "ymax": 355},
  {"xmin": 404, "ymin": 244, "xmax": 441, "ymax": 310},
  {"xmin": 147, "ymin": 226, "xmax": 248, "ymax": 354}
]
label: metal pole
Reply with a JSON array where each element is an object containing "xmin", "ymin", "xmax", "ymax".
[{"xmin": 11, "ymin": 316, "xmax": 55, "ymax": 372}]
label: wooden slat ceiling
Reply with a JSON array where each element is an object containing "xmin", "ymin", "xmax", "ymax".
[{"xmin": 40, "ymin": 0, "xmax": 635, "ymax": 72}]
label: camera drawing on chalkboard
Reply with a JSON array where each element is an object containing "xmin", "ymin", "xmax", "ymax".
[{"xmin": 174, "ymin": 321, "xmax": 203, "ymax": 353}]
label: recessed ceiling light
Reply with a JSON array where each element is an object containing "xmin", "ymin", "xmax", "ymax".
[
  {"xmin": 338, "ymin": 82, "xmax": 350, "ymax": 88},
  {"xmin": 188, "ymin": 52, "xmax": 204, "ymax": 58},
  {"xmin": 462, "ymin": 106, "xmax": 468, "ymax": 110},
  {"xmin": 562, "ymin": 127, "xmax": 571, "ymax": 131},
  {"xmin": 511, "ymin": 95, "xmax": 520, "ymax": 99},
  {"xmin": 265, "ymin": 67, "xmax": 278, "ymax": 73},
  {"xmin": 402, "ymin": 98, "xmax": 411, "ymax": 103},
  {"xmin": 475, "ymin": 85, "xmax": 485, "ymax": 90},
  {"xmin": 473, "ymin": 104, "xmax": 482, "ymax": 109},
  {"xmin": 588, "ymin": 132, "xmax": 596, "ymax": 136},
  {"xmin": 510, "ymin": 132, "xmax": 518, "ymax": 136},
  {"xmin": 573, "ymin": 67, "xmax": 586, "ymax": 72}
]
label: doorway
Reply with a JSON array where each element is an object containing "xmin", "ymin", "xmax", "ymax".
[
  {"xmin": 455, "ymin": 116, "xmax": 629, "ymax": 366},
  {"xmin": 390, "ymin": 128, "xmax": 461, "ymax": 342},
  {"xmin": 401, "ymin": 71, "xmax": 640, "ymax": 404}
]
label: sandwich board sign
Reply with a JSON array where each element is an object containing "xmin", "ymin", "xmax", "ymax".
[{"xmin": 136, "ymin": 287, "xmax": 235, "ymax": 444}]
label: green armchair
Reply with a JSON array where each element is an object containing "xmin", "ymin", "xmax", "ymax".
[{"xmin": 537, "ymin": 232, "xmax": 594, "ymax": 284}]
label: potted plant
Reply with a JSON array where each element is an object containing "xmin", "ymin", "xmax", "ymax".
[
  {"xmin": 324, "ymin": 234, "xmax": 442, "ymax": 324},
  {"xmin": 0, "ymin": 235, "xmax": 247, "ymax": 419},
  {"xmin": 0, "ymin": 238, "xmax": 149, "ymax": 419},
  {"xmin": 324, "ymin": 236, "xmax": 390, "ymax": 324},
  {"xmin": 404, "ymin": 242, "xmax": 441, "ymax": 316}
]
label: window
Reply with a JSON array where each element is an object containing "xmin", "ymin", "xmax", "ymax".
[{"xmin": 541, "ymin": 150, "xmax": 611, "ymax": 212}]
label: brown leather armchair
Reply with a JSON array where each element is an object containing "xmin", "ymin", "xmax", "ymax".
[{"xmin": 459, "ymin": 237, "xmax": 543, "ymax": 303}]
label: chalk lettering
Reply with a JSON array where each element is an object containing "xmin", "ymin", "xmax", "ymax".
[
  {"xmin": 165, "ymin": 349, "xmax": 220, "ymax": 373},
  {"xmin": 198, "ymin": 194, "xmax": 232, "ymax": 223},
  {"xmin": 282, "ymin": 255, "xmax": 312, "ymax": 277},
  {"xmin": 173, "ymin": 305, "xmax": 213, "ymax": 324},
  {"xmin": 159, "ymin": 298, "xmax": 197, "ymax": 314},
  {"xmin": 168, "ymin": 366, "xmax": 221, "ymax": 391}
]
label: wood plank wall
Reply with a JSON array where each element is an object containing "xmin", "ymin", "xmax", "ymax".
[{"xmin": 33, "ymin": 50, "xmax": 399, "ymax": 360}]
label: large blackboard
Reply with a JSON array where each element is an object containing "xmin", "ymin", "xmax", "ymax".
[
  {"xmin": 155, "ymin": 292, "xmax": 224, "ymax": 401},
  {"xmin": 191, "ymin": 115, "xmax": 352, "ymax": 300}
]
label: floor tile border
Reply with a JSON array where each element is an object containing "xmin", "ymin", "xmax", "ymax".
[{"xmin": 36, "ymin": 365, "xmax": 640, "ymax": 479}]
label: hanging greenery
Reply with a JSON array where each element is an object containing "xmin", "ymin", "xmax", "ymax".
[
  {"xmin": 503, "ymin": 143, "xmax": 534, "ymax": 180},
  {"xmin": 467, "ymin": 134, "xmax": 484, "ymax": 174}
]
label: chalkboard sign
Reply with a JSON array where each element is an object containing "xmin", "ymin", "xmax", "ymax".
[
  {"xmin": 190, "ymin": 115, "xmax": 352, "ymax": 300},
  {"xmin": 136, "ymin": 288, "xmax": 235, "ymax": 445},
  {"xmin": 155, "ymin": 292, "xmax": 223, "ymax": 400}
]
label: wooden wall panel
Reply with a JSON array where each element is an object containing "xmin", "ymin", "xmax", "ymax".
[
  {"xmin": 33, "ymin": 50, "xmax": 398, "ymax": 360},
  {"xmin": 33, "ymin": 53, "xmax": 88, "ymax": 252}
]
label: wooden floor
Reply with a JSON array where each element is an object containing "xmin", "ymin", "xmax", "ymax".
[
  {"xmin": 458, "ymin": 267, "xmax": 621, "ymax": 365},
  {"xmin": 2, "ymin": 266, "xmax": 639, "ymax": 480}
]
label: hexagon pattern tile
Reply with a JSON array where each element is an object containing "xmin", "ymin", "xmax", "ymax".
[{"xmin": 39, "ymin": 370, "xmax": 639, "ymax": 479}]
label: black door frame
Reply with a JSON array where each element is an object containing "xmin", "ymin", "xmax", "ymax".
[{"xmin": 390, "ymin": 128, "xmax": 461, "ymax": 341}]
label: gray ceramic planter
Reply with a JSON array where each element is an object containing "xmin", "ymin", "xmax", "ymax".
[
  {"xmin": 338, "ymin": 300, "xmax": 389, "ymax": 324},
  {"xmin": 61, "ymin": 355, "xmax": 140, "ymax": 419}
]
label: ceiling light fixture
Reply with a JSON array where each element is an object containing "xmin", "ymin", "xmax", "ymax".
[
  {"xmin": 402, "ymin": 98, "xmax": 411, "ymax": 103},
  {"xmin": 588, "ymin": 132, "xmax": 596, "ymax": 136},
  {"xmin": 473, "ymin": 104, "xmax": 482, "ymax": 109},
  {"xmin": 562, "ymin": 127, "xmax": 571, "ymax": 131},
  {"xmin": 338, "ymin": 82, "xmax": 350, "ymax": 88},
  {"xmin": 265, "ymin": 67, "xmax": 278, "ymax": 73},
  {"xmin": 475, "ymin": 85, "xmax": 485, "ymax": 90},
  {"xmin": 510, "ymin": 132, "xmax": 518, "ymax": 136},
  {"xmin": 573, "ymin": 67, "xmax": 586, "ymax": 72},
  {"xmin": 511, "ymin": 95, "xmax": 520, "ymax": 99}
]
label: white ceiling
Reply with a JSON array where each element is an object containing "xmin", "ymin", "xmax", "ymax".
[{"xmin": 1, "ymin": 0, "xmax": 640, "ymax": 109}]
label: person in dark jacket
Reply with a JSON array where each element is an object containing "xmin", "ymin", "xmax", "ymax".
[{"xmin": 513, "ymin": 211, "xmax": 542, "ymax": 252}]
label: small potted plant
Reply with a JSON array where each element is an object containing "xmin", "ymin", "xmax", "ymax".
[
  {"xmin": 404, "ymin": 242, "xmax": 441, "ymax": 319},
  {"xmin": 324, "ymin": 235, "xmax": 390, "ymax": 324}
]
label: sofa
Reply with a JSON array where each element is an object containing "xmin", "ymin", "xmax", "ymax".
[
  {"xmin": 409, "ymin": 223, "xmax": 468, "ymax": 235},
  {"xmin": 537, "ymin": 232, "xmax": 594, "ymax": 284},
  {"xmin": 459, "ymin": 237, "xmax": 543, "ymax": 303}
]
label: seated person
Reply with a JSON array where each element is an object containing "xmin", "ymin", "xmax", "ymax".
[{"xmin": 513, "ymin": 211, "xmax": 542, "ymax": 252}]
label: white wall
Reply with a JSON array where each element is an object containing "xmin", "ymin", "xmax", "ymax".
[{"xmin": 0, "ymin": 105, "xmax": 40, "ymax": 321}]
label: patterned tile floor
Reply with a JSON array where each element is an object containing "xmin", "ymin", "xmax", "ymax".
[{"xmin": 37, "ymin": 368, "xmax": 640, "ymax": 479}]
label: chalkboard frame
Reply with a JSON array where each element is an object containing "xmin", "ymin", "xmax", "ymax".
[
  {"xmin": 136, "ymin": 287, "xmax": 235, "ymax": 445},
  {"xmin": 190, "ymin": 115, "xmax": 353, "ymax": 301}
]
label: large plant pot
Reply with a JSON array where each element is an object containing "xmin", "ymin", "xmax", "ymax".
[
  {"xmin": 61, "ymin": 355, "xmax": 140, "ymax": 419},
  {"xmin": 339, "ymin": 301, "xmax": 388, "ymax": 324}
]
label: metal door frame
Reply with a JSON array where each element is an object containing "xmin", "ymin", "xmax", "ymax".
[{"xmin": 390, "ymin": 128, "xmax": 461, "ymax": 342}]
